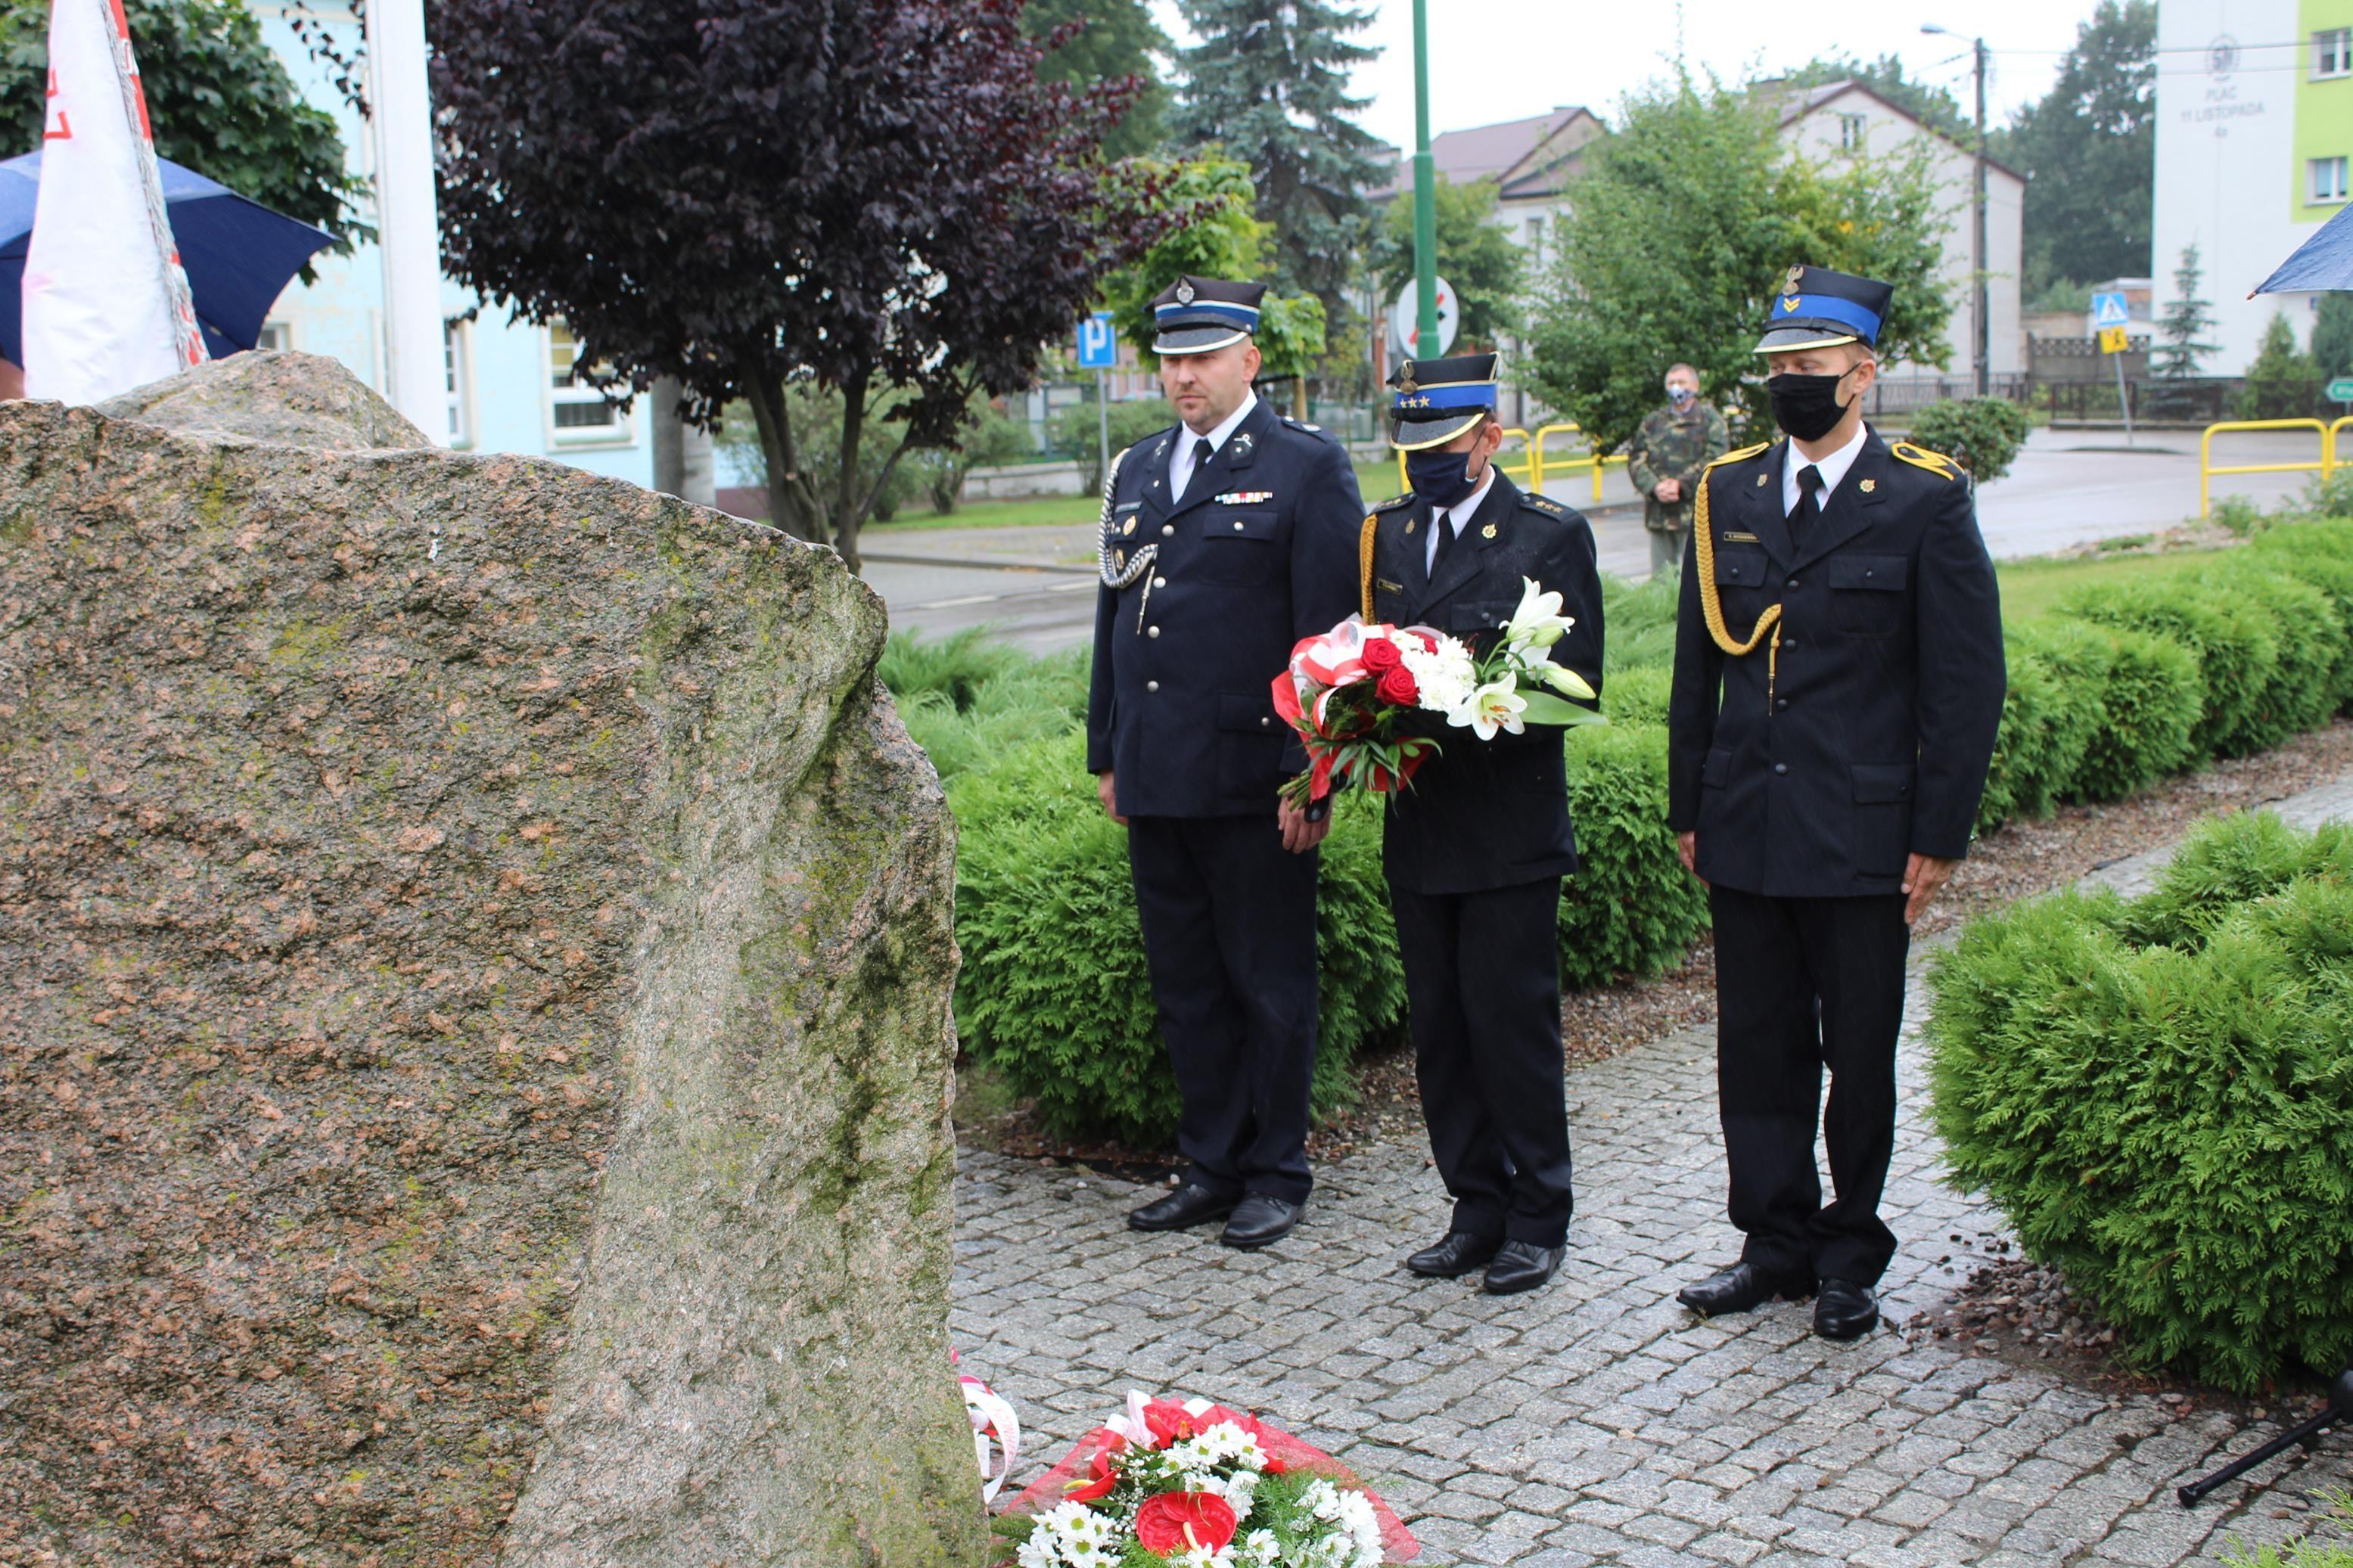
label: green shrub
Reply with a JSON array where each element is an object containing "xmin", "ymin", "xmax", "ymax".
[
  {"xmin": 2198, "ymin": 563, "xmax": 2342, "ymax": 747},
  {"xmin": 1599, "ymin": 664, "xmax": 1673, "ymax": 727},
  {"xmin": 1927, "ymin": 812, "xmax": 2353, "ymax": 1393},
  {"xmin": 2293, "ymin": 467, "xmax": 2353, "ymax": 523},
  {"xmin": 1976, "ymin": 626, "xmax": 2100, "ymax": 831},
  {"xmin": 2236, "ymin": 312, "xmax": 2324, "ymax": 421},
  {"xmin": 1601, "ymin": 573, "xmax": 1679, "ymax": 673},
  {"xmin": 950, "ymin": 731, "xmax": 1403, "ymax": 1144},
  {"xmin": 2249, "ymin": 525, "xmax": 2353, "ymax": 708},
  {"xmin": 2016, "ymin": 619, "xmax": 2198, "ymax": 802},
  {"xmin": 2209, "ymin": 495, "xmax": 2267, "ymax": 539},
  {"xmin": 1904, "ymin": 397, "xmax": 2033, "ymax": 483},
  {"xmin": 881, "ymin": 630, "xmax": 1088, "ymax": 785},
  {"xmin": 1051, "ymin": 398, "xmax": 1180, "ymax": 491},
  {"xmin": 1559, "ymin": 724, "xmax": 1710, "ymax": 986},
  {"xmin": 2063, "ymin": 576, "xmax": 2280, "ymax": 758},
  {"xmin": 2219, "ymin": 1492, "xmax": 2353, "ymax": 1568}
]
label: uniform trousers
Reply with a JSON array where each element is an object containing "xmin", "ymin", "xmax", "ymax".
[
  {"xmin": 1127, "ymin": 815, "xmax": 1319, "ymax": 1204},
  {"xmin": 1709, "ymin": 885, "xmax": 1911, "ymax": 1287},
  {"xmin": 1390, "ymin": 877, "xmax": 1574, "ymax": 1246},
  {"xmin": 1648, "ymin": 526, "xmax": 1687, "ymax": 581}
]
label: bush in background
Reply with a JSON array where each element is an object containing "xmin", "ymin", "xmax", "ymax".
[
  {"xmin": 1051, "ymin": 398, "xmax": 1183, "ymax": 492},
  {"xmin": 2064, "ymin": 577, "xmax": 2282, "ymax": 758},
  {"xmin": 1928, "ymin": 812, "xmax": 2353, "ymax": 1393},
  {"xmin": 880, "ymin": 629, "xmax": 1088, "ymax": 786},
  {"xmin": 2236, "ymin": 312, "xmax": 2323, "ymax": 422},
  {"xmin": 1905, "ymin": 398, "xmax": 2033, "ymax": 483},
  {"xmin": 1559, "ymin": 724, "xmax": 1710, "ymax": 986},
  {"xmin": 1975, "ymin": 625, "xmax": 2100, "ymax": 831}
]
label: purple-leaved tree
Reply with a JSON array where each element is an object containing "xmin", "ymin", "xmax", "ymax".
[{"xmin": 431, "ymin": 0, "xmax": 1168, "ymax": 570}]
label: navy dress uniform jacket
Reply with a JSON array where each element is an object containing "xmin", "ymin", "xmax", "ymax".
[
  {"xmin": 1666, "ymin": 429, "xmax": 2005, "ymax": 899},
  {"xmin": 1086, "ymin": 399, "xmax": 1365, "ymax": 817},
  {"xmin": 1366, "ymin": 473, "xmax": 1605, "ymax": 896}
]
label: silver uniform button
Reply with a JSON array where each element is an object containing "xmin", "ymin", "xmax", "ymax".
[
  {"xmin": 1146, "ymin": 680, "xmax": 1160, "ymax": 693},
  {"xmin": 1152, "ymin": 576, "xmax": 1166, "ymax": 588},
  {"xmin": 1259, "ymin": 716, "xmax": 1270, "ymax": 727},
  {"xmin": 1233, "ymin": 520, "xmax": 1245, "ymax": 531},
  {"xmin": 1161, "ymin": 523, "xmax": 1175, "ymax": 536},
  {"xmin": 1147, "ymin": 626, "xmax": 1161, "ymax": 638}
]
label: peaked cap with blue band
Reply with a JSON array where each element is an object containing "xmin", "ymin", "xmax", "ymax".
[
  {"xmin": 1151, "ymin": 274, "xmax": 1266, "ymax": 355},
  {"xmin": 1755, "ymin": 264, "xmax": 1894, "ymax": 354},
  {"xmin": 1388, "ymin": 351, "xmax": 1500, "ymax": 452}
]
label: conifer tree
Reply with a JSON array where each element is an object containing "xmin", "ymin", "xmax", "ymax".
[
  {"xmin": 2153, "ymin": 242, "xmax": 2218, "ymax": 380},
  {"xmin": 1170, "ymin": 0, "xmax": 1383, "ymax": 316}
]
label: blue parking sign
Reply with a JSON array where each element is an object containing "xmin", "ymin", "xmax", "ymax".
[{"xmin": 1077, "ymin": 311, "xmax": 1117, "ymax": 369}]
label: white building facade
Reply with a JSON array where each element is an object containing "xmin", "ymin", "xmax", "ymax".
[
  {"xmin": 2153, "ymin": 0, "xmax": 2353, "ymax": 373},
  {"xmin": 246, "ymin": 2, "xmax": 655, "ymax": 485}
]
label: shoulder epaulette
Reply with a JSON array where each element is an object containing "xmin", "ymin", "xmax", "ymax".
[
  {"xmin": 1369, "ymin": 492, "xmax": 1415, "ymax": 513},
  {"xmin": 1705, "ymin": 440, "xmax": 1772, "ymax": 471},
  {"xmin": 1521, "ymin": 492, "xmax": 1568, "ymax": 517},
  {"xmin": 1890, "ymin": 440, "xmax": 1960, "ymax": 480},
  {"xmin": 1281, "ymin": 415, "xmax": 1323, "ymax": 433}
]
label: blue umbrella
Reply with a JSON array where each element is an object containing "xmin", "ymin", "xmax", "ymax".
[
  {"xmin": 0, "ymin": 150, "xmax": 334, "ymax": 365},
  {"xmin": 2253, "ymin": 200, "xmax": 2353, "ymax": 294}
]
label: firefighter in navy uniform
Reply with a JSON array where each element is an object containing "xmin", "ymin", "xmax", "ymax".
[
  {"xmin": 1667, "ymin": 266, "xmax": 2005, "ymax": 1340},
  {"xmin": 1360, "ymin": 352, "xmax": 1605, "ymax": 1296},
  {"xmin": 1086, "ymin": 275, "xmax": 1364, "ymax": 1249}
]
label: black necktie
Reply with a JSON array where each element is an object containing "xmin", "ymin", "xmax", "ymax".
[
  {"xmin": 1793, "ymin": 463, "xmax": 1824, "ymax": 542},
  {"xmin": 1426, "ymin": 505, "xmax": 1460, "ymax": 582},
  {"xmin": 1183, "ymin": 436, "xmax": 1213, "ymax": 500}
]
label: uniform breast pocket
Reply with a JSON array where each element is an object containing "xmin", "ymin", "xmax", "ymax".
[
  {"xmin": 1196, "ymin": 511, "xmax": 1279, "ymax": 585},
  {"xmin": 1713, "ymin": 545, "xmax": 1769, "ymax": 616},
  {"xmin": 1829, "ymin": 554, "xmax": 1909, "ymax": 639}
]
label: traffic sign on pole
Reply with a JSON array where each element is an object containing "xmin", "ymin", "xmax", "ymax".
[
  {"xmin": 2328, "ymin": 377, "xmax": 2353, "ymax": 405},
  {"xmin": 1390, "ymin": 278, "xmax": 1457, "ymax": 359},
  {"xmin": 2091, "ymin": 290, "xmax": 2129, "ymax": 331},
  {"xmin": 1076, "ymin": 311, "xmax": 1117, "ymax": 370},
  {"xmin": 2098, "ymin": 326, "xmax": 2130, "ymax": 355}
]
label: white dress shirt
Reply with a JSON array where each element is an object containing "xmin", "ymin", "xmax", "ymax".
[
  {"xmin": 1167, "ymin": 390, "xmax": 1259, "ymax": 501},
  {"xmin": 1781, "ymin": 421, "xmax": 1869, "ymax": 516},
  {"xmin": 1424, "ymin": 462, "xmax": 1499, "ymax": 573}
]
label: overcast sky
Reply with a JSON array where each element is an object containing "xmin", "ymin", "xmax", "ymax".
[{"xmin": 1145, "ymin": 0, "xmax": 2113, "ymax": 151}]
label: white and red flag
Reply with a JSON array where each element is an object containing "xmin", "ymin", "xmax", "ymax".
[{"xmin": 20, "ymin": 0, "xmax": 208, "ymax": 403}]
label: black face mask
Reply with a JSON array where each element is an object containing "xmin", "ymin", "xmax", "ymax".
[
  {"xmin": 1767, "ymin": 369, "xmax": 1854, "ymax": 442},
  {"xmin": 1405, "ymin": 446, "xmax": 1483, "ymax": 509}
]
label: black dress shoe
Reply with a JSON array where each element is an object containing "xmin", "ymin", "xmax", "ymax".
[
  {"xmin": 1676, "ymin": 1260, "xmax": 1817, "ymax": 1317},
  {"xmin": 1219, "ymin": 1194, "xmax": 1303, "ymax": 1249},
  {"xmin": 1406, "ymin": 1231, "xmax": 1505, "ymax": 1278},
  {"xmin": 1482, "ymin": 1240, "xmax": 1565, "ymax": 1295},
  {"xmin": 1813, "ymin": 1277, "xmax": 1879, "ymax": 1340},
  {"xmin": 1128, "ymin": 1183, "xmax": 1239, "ymax": 1232}
]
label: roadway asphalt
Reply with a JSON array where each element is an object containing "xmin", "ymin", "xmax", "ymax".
[{"xmin": 865, "ymin": 427, "xmax": 2326, "ymax": 654}]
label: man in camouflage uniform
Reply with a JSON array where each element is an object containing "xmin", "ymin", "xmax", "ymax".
[{"xmin": 1627, "ymin": 362, "xmax": 1730, "ymax": 579}]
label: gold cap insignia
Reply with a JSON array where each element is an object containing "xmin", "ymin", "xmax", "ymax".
[
  {"xmin": 1175, "ymin": 278, "xmax": 1195, "ymax": 305},
  {"xmin": 1860, "ymin": 477, "xmax": 1877, "ymax": 493},
  {"xmin": 1757, "ymin": 474, "xmax": 1770, "ymax": 487},
  {"xmin": 1398, "ymin": 361, "xmax": 1417, "ymax": 396},
  {"xmin": 1481, "ymin": 523, "xmax": 1498, "ymax": 539}
]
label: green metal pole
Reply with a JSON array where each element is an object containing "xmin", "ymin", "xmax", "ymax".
[{"xmin": 1412, "ymin": 0, "xmax": 1437, "ymax": 356}]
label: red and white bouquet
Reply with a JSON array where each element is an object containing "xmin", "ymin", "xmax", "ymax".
[
  {"xmin": 994, "ymin": 1393, "xmax": 1419, "ymax": 1567},
  {"xmin": 1271, "ymin": 576, "xmax": 1602, "ymax": 805}
]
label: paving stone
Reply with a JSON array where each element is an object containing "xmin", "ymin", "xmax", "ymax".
[{"xmin": 946, "ymin": 772, "xmax": 2353, "ymax": 1565}]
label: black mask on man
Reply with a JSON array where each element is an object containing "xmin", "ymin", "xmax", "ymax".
[
  {"xmin": 1767, "ymin": 369, "xmax": 1854, "ymax": 442},
  {"xmin": 1405, "ymin": 445, "xmax": 1484, "ymax": 510}
]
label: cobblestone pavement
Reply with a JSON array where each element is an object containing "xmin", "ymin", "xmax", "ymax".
[{"xmin": 951, "ymin": 785, "xmax": 2353, "ymax": 1566}]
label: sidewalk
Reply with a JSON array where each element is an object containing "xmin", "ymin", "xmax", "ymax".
[{"xmin": 949, "ymin": 775, "xmax": 2353, "ymax": 1565}]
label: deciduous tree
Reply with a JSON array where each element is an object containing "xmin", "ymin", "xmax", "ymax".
[
  {"xmin": 1526, "ymin": 75, "xmax": 1950, "ymax": 450},
  {"xmin": 431, "ymin": 0, "xmax": 1165, "ymax": 573},
  {"xmin": 1991, "ymin": 0, "xmax": 2155, "ymax": 296},
  {"xmin": 1022, "ymin": 0, "xmax": 1170, "ymax": 159},
  {"xmin": 1369, "ymin": 174, "xmax": 1525, "ymax": 351}
]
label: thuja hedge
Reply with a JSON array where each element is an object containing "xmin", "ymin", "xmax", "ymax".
[
  {"xmin": 949, "ymin": 722, "xmax": 1705, "ymax": 1141},
  {"xmin": 1926, "ymin": 812, "xmax": 2353, "ymax": 1392}
]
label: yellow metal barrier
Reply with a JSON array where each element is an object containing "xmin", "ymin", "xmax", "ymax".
[{"xmin": 2199, "ymin": 418, "xmax": 2331, "ymax": 517}]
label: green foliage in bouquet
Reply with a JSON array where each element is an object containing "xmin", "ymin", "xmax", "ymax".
[
  {"xmin": 1927, "ymin": 812, "xmax": 2353, "ymax": 1393},
  {"xmin": 2063, "ymin": 576, "xmax": 2280, "ymax": 759},
  {"xmin": 1558, "ymin": 724, "xmax": 1710, "ymax": 987}
]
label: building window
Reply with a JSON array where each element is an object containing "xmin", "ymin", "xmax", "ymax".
[
  {"xmin": 443, "ymin": 320, "xmax": 474, "ymax": 448},
  {"xmin": 546, "ymin": 318, "xmax": 629, "ymax": 443},
  {"xmin": 254, "ymin": 322, "xmax": 293, "ymax": 352},
  {"xmin": 1525, "ymin": 213, "xmax": 1546, "ymax": 257},
  {"xmin": 2312, "ymin": 156, "xmax": 2350, "ymax": 204},
  {"xmin": 1839, "ymin": 113, "xmax": 1868, "ymax": 153},
  {"xmin": 2317, "ymin": 28, "xmax": 2352, "ymax": 78}
]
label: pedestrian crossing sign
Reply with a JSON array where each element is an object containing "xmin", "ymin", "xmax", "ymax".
[
  {"xmin": 2099, "ymin": 326, "xmax": 2130, "ymax": 354},
  {"xmin": 2092, "ymin": 290, "xmax": 2129, "ymax": 330}
]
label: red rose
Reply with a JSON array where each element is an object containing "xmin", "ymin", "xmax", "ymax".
[
  {"xmin": 1375, "ymin": 666, "xmax": 1419, "ymax": 706},
  {"xmin": 1133, "ymin": 1492, "xmax": 1240, "ymax": 1554},
  {"xmin": 1360, "ymin": 636, "xmax": 1403, "ymax": 673}
]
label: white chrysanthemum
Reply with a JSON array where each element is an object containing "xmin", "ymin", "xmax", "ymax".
[
  {"xmin": 1301, "ymin": 1478, "xmax": 1344, "ymax": 1520},
  {"xmin": 1397, "ymin": 634, "xmax": 1476, "ymax": 715},
  {"xmin": 1015, "ymin": 1533, "xmax": 1057, "ymax": 1568},
  {"xmin": 1334, "ymin": 1489, "xmax": 1383, "ymax": 1566},
  {"xmin": 1170, "ymin": 1547, "xmax": 1237, "ymax": 1568},
  {"xmin": 1239, "ymin": 1527, "xmax": 1282, "ymax": 1566}
]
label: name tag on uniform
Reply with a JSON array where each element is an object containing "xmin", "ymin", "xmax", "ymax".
[
  {"xmin": 1114, "ymin": 501, "xmax": 1141, "ymax": 513},
  {"xmin": 1720, "ymin": 531, "xmax": 1760, "ymax": 543},
  {"xmin": 1214, "ymin": 491, "xmax": 1273, "ymax": 505}
]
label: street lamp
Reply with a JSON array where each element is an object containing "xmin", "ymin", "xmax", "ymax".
[{"xmin": 1923, "ymin": 23, "xmax": 1991, "ymax": 397}]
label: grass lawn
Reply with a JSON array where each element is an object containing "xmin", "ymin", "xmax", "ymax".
[{"xmin": 1994, "ymin": 545, "xmax": 2226, "ymax": 623}]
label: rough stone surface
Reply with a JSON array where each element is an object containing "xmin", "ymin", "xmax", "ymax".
[
  {"xmin": 0, "ymin": 354, "xmax": 986, "ymax": 1567},
  {"xmin": 952, "ymin": 781, "xmax": 2353, "ymax": 1566}
]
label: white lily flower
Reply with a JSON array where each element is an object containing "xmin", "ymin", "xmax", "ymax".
[
  {"xmin": 1501, "ymin": 576, "xmax": 1575, "ymax": 648},
  {"xmin": 1448, "ymin": 679, "xmax": 1528, "ymax": 740}
]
